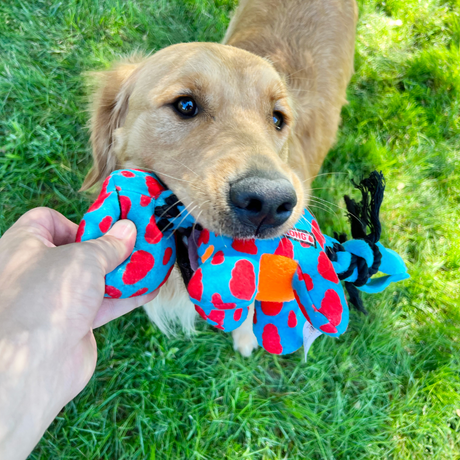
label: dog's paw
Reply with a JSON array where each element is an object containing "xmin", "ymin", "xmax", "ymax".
[{"xmin": 232, "ymin": 328, "xmax": 258, "ymax": 357}]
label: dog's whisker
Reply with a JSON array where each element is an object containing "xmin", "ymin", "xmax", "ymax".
[
  {"xmin": 167, "ymin": 198, "xmax": 205, "ymax": 233},
  {"xmin": 306, "ymin": 197, "xmax": 341, "ymax": 218},
  {"xmin": 169, "ymin": 204, "xmax": 200, "ymax": 239},
  {"xmin": 305, "ymin": 194, "xmax": 365, "ymax": 228},
  {"xmin": 285, "ymin": 67, "xmax": 306, "ymax": 78},
  {"xmin": 168, "ymin": 200, "xmax": 195, "ymax": 226},
  {"xmin": 189, "ymin": 199, "xmax": 211, "ymax": 241},
  {"xmin": 302, "ymin": 171, "xmax": 349, "ymax": 184},
  {"xmin": 157, "ymin": 198, "xmax": 183, "ymax": 220},
  {"xmin": 306, "ymin": 203, "xmax": 341, "ymax": 219},
  {"xmin": 138, "ymin": 165, "xmax": 205, "ymax": 192},
  {"xmin": 170, "ymin": 157, "xmax": 202, "ymax": 179},
  {"xmin": 192, "ymin": 209, "xmax": 205, "ymax": 247}
]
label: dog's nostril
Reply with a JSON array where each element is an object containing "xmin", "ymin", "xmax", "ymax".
[
  {"xmin": 277, "ymin": 201, "xmax": 293, "ymax": 214},
  {"xmin": 246, "ymin": 198, "xmax": 263, "ymax": 213}
]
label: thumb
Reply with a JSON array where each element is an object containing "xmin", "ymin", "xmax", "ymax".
[{"xmin": 81, "ymin": 220, "xmax": 137, "ymax": 274}]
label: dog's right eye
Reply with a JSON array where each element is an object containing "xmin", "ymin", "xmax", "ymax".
[{"xmin": 173, "ymin": 97, "xmax": 199, "ymax": 118}]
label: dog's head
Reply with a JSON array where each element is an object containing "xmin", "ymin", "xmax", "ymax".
[{"xmin": 83, "ymin": 42, "xmax": 305, "ymax": 239}]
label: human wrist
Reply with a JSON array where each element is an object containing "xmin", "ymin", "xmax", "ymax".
[{"xmin": 0, "ymin": 325, "xmax": 80, "ymax": 459}]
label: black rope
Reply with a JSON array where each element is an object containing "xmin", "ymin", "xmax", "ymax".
[
  {"xmin": 344, "ymin": 171, "xmax": 385, "ymax": 244},
  {"xmin": 326, "ymin": 171, "xmax": 386, "ymax": 313}
]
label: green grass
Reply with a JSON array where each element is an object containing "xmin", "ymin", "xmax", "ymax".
[{"xmin": 1, "ymin": 0, "xmax": 460, "ymax": 458}]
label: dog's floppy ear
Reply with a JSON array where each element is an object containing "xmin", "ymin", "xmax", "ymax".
[{"xmin": 81, "ymin": 58, "xmax": 142, "ymax": 191}]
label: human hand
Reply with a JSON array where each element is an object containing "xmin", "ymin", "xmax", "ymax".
[{"xmin": 0, "ymin": 207, "xmax": 157, "ymax": 460}]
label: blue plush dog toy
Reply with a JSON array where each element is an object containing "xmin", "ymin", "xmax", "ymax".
[{"xmin": 77, "ymin": 169, "xmax": 409, "ymax": 357}]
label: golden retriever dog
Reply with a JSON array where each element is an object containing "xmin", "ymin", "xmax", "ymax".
[{"xmin": 82, "ymin": 0, "xmax": 358, "ymax": 356}]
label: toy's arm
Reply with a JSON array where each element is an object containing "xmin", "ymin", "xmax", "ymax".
[
  {"xmin": 76, "ymin": 175, "xmax": 120, "ymax": 242},
  {"xmin": 76, "ymin": 170, "xmax": 183, "ymax": 299},
  {"xmin": 187, "ymin": 231, "xmax": 260, "ymax": 332}
]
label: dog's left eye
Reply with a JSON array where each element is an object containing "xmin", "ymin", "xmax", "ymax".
[
  {"xmin": 174, "ymin": 97, "xmax": 199, "ymax": 118},
  {"xmin": 273, "ymin": 111, "xmax": 284, "ymax": 130}
]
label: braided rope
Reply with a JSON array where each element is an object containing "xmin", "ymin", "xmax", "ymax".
[{"xmin": 325, "ymin": 171, "xmax": 386, "ymax": 313}]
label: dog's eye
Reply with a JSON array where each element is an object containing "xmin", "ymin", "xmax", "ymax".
[
  {"xmin": 174, "ymin": 97, "xmax": 199, "ymax": 118},
  {"xmin": 273, "ymin": 111, "xmax": 284, "ymax": 130}
]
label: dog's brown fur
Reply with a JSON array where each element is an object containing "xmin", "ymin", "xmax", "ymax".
[
  {"xmin": 82, "ymin": 0, "xmax": 358, "ymax": 354},
  {"xmin": 83, "ymin": 43, "xmax": 305, "ymax": 238},
  {"xmin": 224, "ymin": 0, "xmax": 358, "ymax": 185}
]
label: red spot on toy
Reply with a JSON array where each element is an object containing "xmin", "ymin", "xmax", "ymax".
[
  {"xmin": 195, "ymin": 305, "xmax": 207, "ymax": 320},
  {"xmin": 88, "ymin": 177, "xmax": 111, "ymax": 212},
  {"xmin": 198, "ymin": 229, "xmax": 210, "ymax": 246},
  {"xmin": 99, "ymin": 216, "xmax": 112, "ymax": 233},
  {"xmin": 253, "ymin": 308, "xmax": 257, "ymax": 324},
  {"xmin": 140, "ymin": 195, "xmax": 152, "ymax": 207},
  {"xmin": 320, "ymin": 323, "xmax": 338, "ymax": 334},
  {"xmin": 303, "ymin": 273, "xmax": 314, "ymax": 291},
  {"xmin": 262, "ymin": 323, "xmax": 283, "ymax": 354},
  {"xmin": 163, "ymin": 247, "xmax": 173, "ymax": 265},
  {"xmin": 211, "ymin": 293, "xmax": 236, "ymax": 310},
  {"xmin": 146, "ymin": 175, "xmax": 163, "ymax": 199},
  {"xmin": 229, "ymin": 260, "xmax": 256, "ymax": 300},
  {"xmin": 294, "ymin": 290, "xmax": 313, "ymax": 325},
  {"xmin": 311, "ymin": 220, "xmax": 325, "ymax": 249},
  {"xmin": 130, "ymin": 287, "xmax": 148, "ymax": 297},
  {"xmin": 119, "ymin": 195, "xmax": 132, "ymax": 219},
  {"xmin": 317, "ymin": 252, "xmax": 339, "ymax": 283},
  {"xmin": 122, "ymin": 250, "xmax": 155, "ymax": 285},
  {"xmin": 157, "ymin": 264, "xmax": 174, "ymax": 290},
  {"xmin": 260, "ymin": 301, "xmax": 283, "ymax": 316},
  {"xmin": 105, "ymin": 285, "xmax": 122, "ymax": 298},
  {"xmin": 121, "ymin": 171, "xmax": 135, "ymax": 178},
  {"xmin": 234, "ymin": 308, "xmax": 243, "ymax": 321},
  {"xmin": 287, "ymin": 310, "xmax": 297, "ymax": 328},
  {"xmin": 75, "ymin": 220, "xmax": 85, "ymax": 242},
  {"xmin": 318, "ymin": 289, "xmax": 343, "ymax": 333},
  {"xmin": 116, "ymin": 186, "xmax": 121, "ymax": 191},
  {"xmin": 188, "ymin": 268, "xmax": 203, "ymax": 302},
  {"xmin": 211, "ymin": 251, "xmax": 225, "ymax": 265},
  {"xmin": 274, "ymin": 238, "xmax": 294, "ymax": 259},
  {"xmin": 145, "ymin": 215, "xmax": 163, "ymax": 244},
  {"xmin": 231, "ymin": 239, "xmax": 258, "ymax": 255},
  {"xmin": 297, "ymin": 266, "xmax": 314, "ymax": 291},
  {"xmin": 208, "ymin": 310, "xmax": 225, "ymax": 329}
]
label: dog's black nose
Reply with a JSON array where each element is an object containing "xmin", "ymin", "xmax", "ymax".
[{"xmin": 230, "ymin": 175, "xmax": 297, "ymax": 231}]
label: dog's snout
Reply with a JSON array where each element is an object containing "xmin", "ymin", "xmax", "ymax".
[{"xmin": 230, "ymin": 175, "xmax": 297, "ymax": 232}]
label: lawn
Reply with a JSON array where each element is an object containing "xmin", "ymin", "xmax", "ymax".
[{"xmin": 1, "ymin": 0, "xmax": 460, "ymax": 458}]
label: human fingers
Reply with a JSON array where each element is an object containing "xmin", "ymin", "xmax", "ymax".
[
  {"xmin": 10, "ymin": 207, "xmax": 79, "ymax": 247},
  {"xmin": 77, "ymin": 220, "xmax": 137, "ymax": 275},
  {"xmin": 92, "ymin": 290, "xmax": 158, "ymax": 328}
]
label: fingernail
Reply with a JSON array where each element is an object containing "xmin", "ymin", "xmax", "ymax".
[{"xmin": 107, "ymin": 220, "xmax": 136, "ymax": 240}]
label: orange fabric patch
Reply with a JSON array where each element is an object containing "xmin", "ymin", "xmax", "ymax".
[
  {"xmin": 256, "ymin": 254, "xmax": 297, "ymax": 302},
  {"xmin": 201, "ymin": 245, "xmax": 214, "ymax": 263}
]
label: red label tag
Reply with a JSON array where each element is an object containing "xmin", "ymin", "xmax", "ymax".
[{"xmin": 285, "ymin": 228, "xmax": 316, "ymax": 247}]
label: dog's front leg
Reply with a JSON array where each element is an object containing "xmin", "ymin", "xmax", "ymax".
[{"xmin": 232, "ymin": 303, "xmax": 258, "ymax": 357}]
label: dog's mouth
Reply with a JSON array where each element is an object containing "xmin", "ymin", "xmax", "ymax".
[
  {"xmin": 174, "ymin": 228, "xmax": 202, "ymax": 287},
  {"xmin": 168, "ymin": 207, "xmax": 297, "ymax": 288}
]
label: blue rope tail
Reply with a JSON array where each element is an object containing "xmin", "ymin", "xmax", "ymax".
[{"xmin": 325, "ymin": 171, "xmax": 409, "ymax": 314}]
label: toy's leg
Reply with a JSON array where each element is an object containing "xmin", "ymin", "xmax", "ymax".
[{"xmin": 232, "ymin": 303, "xmax": 258, "ymax": 357}]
